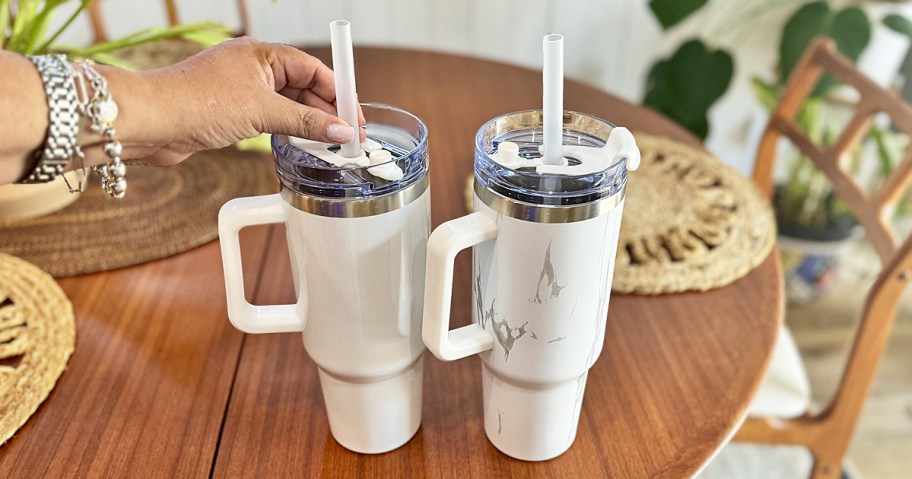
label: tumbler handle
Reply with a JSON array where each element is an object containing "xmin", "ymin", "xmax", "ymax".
[
  {"xmin": 423, "ymin": 212, "xmax": 498, "ymax": 361},
  {"xmin": 219, "ymin": 194, "xmax": 304, "ymax": 333}
]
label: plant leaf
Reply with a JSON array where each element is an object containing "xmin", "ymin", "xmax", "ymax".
[
  {"xmin": 9, "ymin": 0, "xmax": 41, "ymax": 52},
  {"xmin": 51, "ymin": 44, "xmax": 138, "ymax": 69},
  {"xmin": 60, "ymin": 22, "xmax": 229, "ymax": 56},
  {"xmin": 831, "ymin": 7, "xmax": 870, "ymax": 61},
  {"xmin": 0, "ymin": 0, "xmax": 10, "ymax": 49},
  {"xmin": 648, "ymin": 0, "xmax": 708, "ymax": 30},
  {"xmin": 795, "ymin": 97, "xmax": 824, "ymax": 144},
  {"xmin": 236, "ymin": 134, "xmax": 273, "ymax": 152},
  {"xmin": 644, "ymin": 60, "xmax": 671, "ymax": 110},
  {"xmin": 22, "ymin": 0, "xmax": 69, "ymax": 54},
  {"xmin": 780, "ymin": 1, "xmax": 829, "ymax": 83},
  {"xmin": 884, "ymin": 13, "xmax": 912, "ymax": 37},
  {"xmin": 38, "ymin": 0, "xmax": 91, "ymax": 53},
  {"xmin": 643, "ymin": 39, "xmax": 733, "ymax": 140},
  {"xmin": 11, "ymin": 0, "xmax": 39, "ymax": 37},
  {"xmin": 180, "ymin": 28, "xmax": 231, "ymax": 47},
  {"xmin": 672, "ymin": 41, "xmax": 733, "ymax": 112},
  {"xmin": 678, "ymin": 113, "xmax": 710, "ymax": 140},
  {"xmin": 751, "ymin": 77, "xmax": 780, "ymax": 110},
  {"xmin": 84, "ymin": 50, "xmax": 136, "ymax": 69},
  {"xmin": 809, "ymin": 6, "xmax": 870, "ymax": 95},
  {"xmin": 868, "ymin": 127, "xmax": 894, "ymax": 179},
  {"xmin": 778, "ymin": 2, "xmax": 870, "ymax": 95}
]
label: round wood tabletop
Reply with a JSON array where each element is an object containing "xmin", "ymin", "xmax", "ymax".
[{"xmin": 0, "ymin": 48, "xmax": 782, "ymax": 479}]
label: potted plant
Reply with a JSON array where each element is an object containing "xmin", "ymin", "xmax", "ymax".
[
  {"xmin": 644, "ymin": 0, "xmax": 912, "ymax": 302},
  {"xmin": 753, "ymin": 2, "xmax": 912, "ymax": 302},
  {"xmin": 0, "ymin": 0, "xmax": 227, "ymax": 221}
]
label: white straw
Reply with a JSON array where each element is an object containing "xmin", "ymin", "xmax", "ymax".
[
  {"xmin": 542, "ymin": 34, "xmax": 564, "ymax": 166},
  {"xmin": 330, "ymin": 20, "xmax": 361, "ymax": 157}
]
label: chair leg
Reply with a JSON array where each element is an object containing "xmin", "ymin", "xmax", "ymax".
[
  {"xmin": 809, "ymin": 447, "xmax": 845, "ymax": 479},
  {"xmin": 736, "ymin": 416, "xmax": 856, "ymax": 479}
]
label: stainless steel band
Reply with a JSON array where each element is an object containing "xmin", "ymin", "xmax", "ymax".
[
  {"xmin": 473, "ymin": 179, "xmax": 626, "ymax": 223},
  {"xmin": 20, "ymin": 54, "xmax": 81, "ymax": 184},
  {"xmin": 280, "ymin": 175, "xmax": 430, "ymax": 218}
]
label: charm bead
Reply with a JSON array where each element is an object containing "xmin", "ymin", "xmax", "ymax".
[
  {"xmin": 113, "ymin": 178, "xmax": 127, "ymax": 195},
  {"xmin": 104, "ymin": 141, "xmax": 122, "ymax": 157},
  {"xmin": 109, "ymin": 160, "xmax": 126, "ymax": 177},
  {"xmin": 97, "ymin": 98, "xmax": 119, "ymax": 124}
]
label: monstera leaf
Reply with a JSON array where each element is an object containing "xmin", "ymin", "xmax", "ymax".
[
  {"xmin": 648, "ymin": 0, "xmax": 708, "ymax": 30},
  {"xmin": 884, "ymin": 14, "xmax": 912, "ymax": 37},
  {"xmin": 643, "ymin": 39, "xmax": 733, "ymax": 140},
  {"xmin": 779, "ymin": 1, "xmax": 870, "ymax": 94}
]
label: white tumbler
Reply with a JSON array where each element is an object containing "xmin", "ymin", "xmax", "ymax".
[
  {"xmin": 219, "ymin": 104, "xmax": 430, "ymax": 454},
  {"xmin": 423, "ymin": 110, "xmax": 632, "ymax": 461}
]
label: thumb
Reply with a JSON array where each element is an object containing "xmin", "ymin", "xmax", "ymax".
[{"xmin": 258, "ymin": 95, "xmax": 355, "ymax": 144}]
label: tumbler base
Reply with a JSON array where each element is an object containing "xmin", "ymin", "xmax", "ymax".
[
  {"xmin": 482, "ymin": 364, "xmax": 588, "ymax": 461},
  {"xmin": 318, "ymin": 355, "xmax": 423, "ymax": 454}
]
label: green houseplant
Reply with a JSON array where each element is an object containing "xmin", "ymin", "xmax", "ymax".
[
  {"xmin": 645, "ymin": 1, "xmax": 912, "ymax": 301},
  {"xmin": 752, "ymin": 2, "xmax": 912, "ymax": 241},
  {"xmin": 1, "ymin": 0, "xmax": 228, "ymax": 66},
  {"xmin": 643, "ymin": 0, "xmax": 911, "ymax": 140},
  {"xmin": 645, "ymin": 0, "xmax": 912, "ymax": 237}
]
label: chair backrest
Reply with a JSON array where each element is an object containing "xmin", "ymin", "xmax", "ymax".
[
  {"xmin": 86, "ymin": 0, "xmax": 250, "ymax": 43},
  {"xmin": 753, "ymin": 38, "xmax": 912, "ymax": 265},
  {"xmin": 752, "ymin": 36, "xmax": 912, "ymax": 446}
]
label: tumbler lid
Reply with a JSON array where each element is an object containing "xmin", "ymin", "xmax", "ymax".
[
  {"xmin": 474, "ymin": 110, "xmax": 630, "ymax": 211},
  {"xmin": 272, "ymin": 103, "xmax": 428, "ymax": 201}
]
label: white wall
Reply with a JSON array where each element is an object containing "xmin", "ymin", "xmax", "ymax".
[{"xmin": 50, "ymin": 0, "xmax": 912, "ymax": 176}]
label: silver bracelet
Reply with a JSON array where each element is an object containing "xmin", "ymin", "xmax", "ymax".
[
  {"xmin": 77, "ymin": 60, "xmax": 126, "ymax": 199},
  {"xmin": 20, "ymin": 54, "xmax": 84, "ymax": 192}
]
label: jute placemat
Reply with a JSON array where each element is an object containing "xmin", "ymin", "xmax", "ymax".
[
  {"xmin": 0, "ymin": 253, "xmax": 75, "ymax": 445},
  {"xmin": 616, "ymin": 134, "xmax": 775, "ymax": 294},
  {"xmin": 463, "ymin": 133, "xmax": 776, "ymax": 294},
  {"xmin": 0, "ymin": 149, "xmax": 276, "ymax": 277}
]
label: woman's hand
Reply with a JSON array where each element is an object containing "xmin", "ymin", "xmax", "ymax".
[{"xmin": 94, "ymin": 37, "xmax": 365, "ymax": 167}]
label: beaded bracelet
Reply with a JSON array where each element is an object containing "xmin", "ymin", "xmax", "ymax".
[
  {"xmin": 76, "ymin": 60, "xmax": 126, "ymax": 199},
  {"xmin": 18, "ymin": 55, "xmax": 126, "ymax": 197}
]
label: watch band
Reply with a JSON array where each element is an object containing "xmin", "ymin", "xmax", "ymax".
[{"xmin": 19, "ymin": 54, "xmax": 81, "ymax": 184}]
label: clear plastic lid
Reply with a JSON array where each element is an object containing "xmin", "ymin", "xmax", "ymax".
[
  {"xmin": 272, "ymin": 103, "xmax": 428, "ymax": 199},
  {"xmin": 475, "ymin": 110, "xmax": 627, "ymax": 206}
]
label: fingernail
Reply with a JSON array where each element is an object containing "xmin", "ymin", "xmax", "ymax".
[{"xmin": 327, "ymin": 124, "xmax": 354, "ymax": 144}]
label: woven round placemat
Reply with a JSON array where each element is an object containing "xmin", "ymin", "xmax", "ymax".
[
  {"xmin": 614, "ymin": 134, "xmax": 775, "ymax": 294},
  {"xmin": 462, "ymin": 134, "xmax": 775, "ymax": 295},
  {"xmin": 0, "ymin": 253, "xmax": 75, "ymax": 445},
  {"xmin": 0, "ymin": 149, "xmax": 276, "ymax": 277}
]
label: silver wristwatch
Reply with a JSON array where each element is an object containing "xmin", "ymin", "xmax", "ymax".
[{"xmin": 19, "ymin": 54, "xmax": 81, "ymax": 184}]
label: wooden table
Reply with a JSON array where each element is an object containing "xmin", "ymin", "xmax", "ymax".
[{"xmin": 0, "ymin": 48, "xmax": 783, "ymax": 478}]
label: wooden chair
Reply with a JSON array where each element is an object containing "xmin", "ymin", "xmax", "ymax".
[
  {"xmin": 86, "ymin": 0, "xmax": 250, "ymax": 43},
  {"xmin": 731, "ymin": 37, "xmax": 912, "ymax": 478}
]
